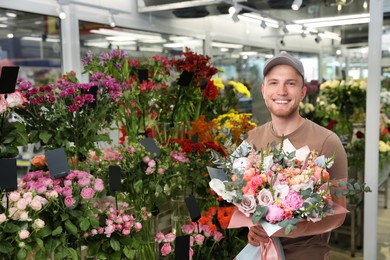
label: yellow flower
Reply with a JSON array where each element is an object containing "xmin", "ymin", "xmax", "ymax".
[
  {"xmin": 212, "ymin": 78, "xmax": 225, "ymax": 90},
  {"xmin": 379, "ymin": 140, "xmax": 390, "ymax": 153},
  {"xmin": 228, "ymin": 81, "xmax": 251, "ymax": 98},
  {"xmin": 331, "ymin": 80, "xmax": 340, "ymax": 88}
]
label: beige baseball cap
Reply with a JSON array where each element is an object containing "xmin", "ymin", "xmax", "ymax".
[{"xmin": 263, "ymin": 52, "xmax": 304, "ymax": 78}]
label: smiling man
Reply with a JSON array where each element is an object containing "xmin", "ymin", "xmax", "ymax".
[{"xmin": 245, "ymin": 52, "xmax": 348, "ymax": 260}]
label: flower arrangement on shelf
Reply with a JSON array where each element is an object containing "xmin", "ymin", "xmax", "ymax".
[
  {"xmin": 16, "ymin": 70, "xmax": 122, "ymax": 160},
  {"xmin": 0, "ymin": 90, "xmax": 28, "ymax": 158}
]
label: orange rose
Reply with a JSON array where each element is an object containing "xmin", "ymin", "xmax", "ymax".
[{"xmin": 31, "ymin": 155, "xmax": 47, "ymax": 167}]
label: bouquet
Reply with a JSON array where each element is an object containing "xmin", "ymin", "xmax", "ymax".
[{"xmin": 207, "ymin": 138, "xmax": 368, "ymax": 258}]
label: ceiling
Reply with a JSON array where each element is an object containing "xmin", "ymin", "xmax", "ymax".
[{"xmin": 137, "ymin": 0, "xmax": 389, "ymax": 48}]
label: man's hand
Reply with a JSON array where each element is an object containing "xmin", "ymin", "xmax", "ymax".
[{"xmin": 248, "ymin": 225, "xmax": 269, "ymax": 246}]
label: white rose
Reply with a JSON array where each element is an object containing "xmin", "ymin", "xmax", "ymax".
[
  {"xmin": 257, "ymin": 189, "xmax": 274, "ymax": 207},
  {"xmin": 234, "ymin": 195, "xmax": 257, "ymax": 217}
]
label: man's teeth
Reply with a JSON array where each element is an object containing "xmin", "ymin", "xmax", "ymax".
[{"xmin": 275, "ymin": 100, "xmax": 289, "ymax": 104}]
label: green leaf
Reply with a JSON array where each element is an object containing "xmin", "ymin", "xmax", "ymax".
[
  {"xmin": 110, "ymin": 238, "xmax": 121, "ymax": 251},
  {"xmin": 37, "ymin": 225, "xmax": 51, "ymax": 238},
  {"xmin": 16, "ymin": 248, "xmax": 27, "ymax": 260},
  {"xmin": 64, "ymin": 220, "xmax": 79, "ymax": 236},
  {"xmin": 134, "ymin": 180, "xmax": 143, "ymax": 194},
  {"xmin": 80, "ymin": 218, "xmax": 90, "ymax": 231},
  {"xmin": 124, "ymin": 246, "xmax": 137, "ymax": 259},
  {"xmin": 0, "ymin": 241, "xmax": 14, "ymax": 253},
  {"xmin": 66, "ymin": 247, "xmax": 79, "ymax": 260},
  {"xmin": 39, "ymin": 131, "xmax": 52, "ymax": 144},
  {"xmin": 52, "ymin": 226, "xmax": 63, "ymax": 236},
  {"xmin": 35, "ymin": 237, "xmax": 44, "ymax": 249}
]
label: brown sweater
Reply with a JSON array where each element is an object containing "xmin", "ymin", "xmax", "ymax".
[{"xmin": 246, "ymin": 119, "xmax": 348, "ymax": 260}]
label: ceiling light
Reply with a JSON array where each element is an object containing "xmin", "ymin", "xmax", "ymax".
[
  {"xmin": 363, "ymin": 1, "xmax": 368, "ymax": 9},
  {"xmin": 0, "ymin": 24, "xmax": 7, "ymax": 28},
  {"xmin": 294, "ymin": 13, "xmax": 370, "ymax": 28},
  {"xmin": 108, "ymin": 14, "xmax": 116, "ymax": 28},
  {"xmin": 239, "ymin": 51, "xmax": 258, "ymax": 56},
  {"xmin": 7, "ymin": 33, "xmax": 14, "ymax": 38},
  {"xmin": 211, "ymin": 42, "xmax": 243, "ymax": 49},
  {"xmin": 337, "ymin": 4, "xmax": 342, "ymax": 11},
  {"xmin": 6, "ymin": 12, "xmax": 16, "ymax": 18},
  {"xmin": 241, "ymin": 13, "xmax": 280, "ymax": 28},
  {"xmin": 336, "ymin": 49, "xmax": 342, "ymax": 55},
  {"xmin": 58, "ymin": 6, "xmax": 66, "ymax": 20},
  {"xmin": 291, "ymin": 0, "xmax": 303, "ymax": 11}
]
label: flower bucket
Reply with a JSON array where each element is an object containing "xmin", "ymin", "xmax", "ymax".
[{"xmin": 170, "ymin": 195, "xmax": 191, "ymax": 236}]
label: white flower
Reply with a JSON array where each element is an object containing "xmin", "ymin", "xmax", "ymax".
[
  {"xmin": 273, "ymin": 184, "xmax": 289, "ymax": 200},
  {"xmin": 257, "ymin": 189, "xmax": 274, "ymax": 207},
  {"xmin": 233, "ymin": 195, "xmax": 257, "ymax": 217},
  {"xmin": 209, "ymin": 179, "xmax": 235, "ymax": 203},
  {"xmin": 263, "ymin": 155, "xmax": 273, "ymax": 172},
  {"xmin": 291, "ymin": 179, "xmax": 314, "ymax": 192},
  {"xmin": 232, "ymin": 157, "xmax": 250, "ymax": 171}
]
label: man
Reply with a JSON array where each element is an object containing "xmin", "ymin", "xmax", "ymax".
[{"xmin": 246, "ymin": 52, "xmax": 347, "ymax": 259}]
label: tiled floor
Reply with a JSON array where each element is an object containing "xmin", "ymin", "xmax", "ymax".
[{"xmin": 329, "ymin": 180, "xmax": 390, "ymax": 260}]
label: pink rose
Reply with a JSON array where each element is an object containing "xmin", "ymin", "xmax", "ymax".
[
  {"xmin": 61, "ymin": 187, "xmax": 73, "ymax": 197},
  {"xmin": 16, "ymin": 199, "xmax": 27, "ymax": 210},
  {"xmin": 164, "ymin": 232, "xmax": 175, "ymax": 242},
  {"xmin": 0, "ymin": 96, "xmax": 7, "ymax": 113},
  {"xmin": 194, "ymin": 234, "xmax": 205, "ymax": 245},
  {"xmin": 148, "ymin": 160, "xmax": 156, "ymax": 167},
  {"xmin": 81, "ymin": 188, "xmax": 95, "ymax": 200},
  {"xmin": 19, "ymin": 211, "xmax": 29, "ymax": 221},
  {"xmin": 0, "ymin": 213, "xmax": 6, "ymax": 223},
  {"xmin": 265, "ymin": 204, "xmax": 284, "ymax": 223},
  {"xmin": 313, "ymin": 166, "xmax": 330, "ymax": 182},
  {"xmin": 202, "ymin": 225, "xmax": 213, "ymax": 237},
  {"xmin": 157, "ymin": 168, "xmax": 164, "ymax": 174},
  {"xmin": 181, "ymin": 224, "xmax": 194, "ymax": 234},
  {"xmin": 122, "ymin": 228, "xmax": 131, "ymax": 236},
  {"xmin": 161, "ymin": 243, "xmax": 172, "ymax": 256},
  {"xmin": 9, "ymin": 191, "xmax": 21, "ymax": 202},
  {"xmin": 19, "ymin": 230, "xmax": 30, "ymax": 240},
  {"xmin": 78, "ymin": 178, "xmax": 91, "ymax": 187},
  {"xmin": 32, "ymin": 218, "xmax": 45, "ymax": 230},
  {"xmin": 93, "ymin": 179, "xmax": 104, "ymax": 192},
  {"xmin": 6, "ymin": 91, "xmax": 27, "ymax": 108},
  {"xmin": 64, "ymin": 196, "xmax": 76, "ymax": 207},
  {"xmin": 46, "ymin": 190, "xmax": 59, "ymax": 199},
  {"xmin": 91, "ymin": 229, "xmax": 98, "ymax": 235},
  {"xmin": 283, "ymin": 190, "xmax": 304, "ymax": 211},
  {"xmin": 233, "ymin": 195, "xmax": 256, "ymax": 217},
  {"xmin": 146, "ymin": 167, "xmax": 153, "ymax": 175},
  {"xmin": 213, "ymin": 231, "xmax": 224, "ymax": 242},
  {"xmin": 104, "ymin": 224, "xmax": 115, "ymax": 237},
  {"xmin": 155, "ymin": 232, "xmax": 165, "ymax": 243},
  {"xmin": 134, "ymin": 222, "xmax": 142, "ymax": 232},
  {"xmin": 30, "ymin": 198, "xmax": 43, "ymax": 211},
  {"xmin": 143, "ymin": 156, "xmax": 150, "ymax": 163}
]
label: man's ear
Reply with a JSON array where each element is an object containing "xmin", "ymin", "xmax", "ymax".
[{"xmin": 301, "ymin": 85, "xmax": 307, "ymax": 101}]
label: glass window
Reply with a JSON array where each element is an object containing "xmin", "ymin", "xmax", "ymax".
[{"xmin": 0, "ymin": 8, "xmax": 62, "ymax": 85}]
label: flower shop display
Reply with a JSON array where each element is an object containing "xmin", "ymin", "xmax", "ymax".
[
  {"xmin": 0, "ymin": 47, "xmax": 261, "ymax": 259},
  {"xmin": 17, "ymin": 70, "xmax": 122, "ymax": 160}
]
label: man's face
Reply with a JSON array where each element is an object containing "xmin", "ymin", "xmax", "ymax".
[{"xmin": 261, "ymin": 64, "xmax": 307, "ymax": 118}]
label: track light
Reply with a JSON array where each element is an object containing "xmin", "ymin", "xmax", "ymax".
[
  {"xmin": 314, "ymin": 35, "xmax": 322, "ymax": 43},
  {"xmin": 282, "ymin": 25, "xmax": 289, "ymax": 34},
  {"xmin": 280, "ymin": 38, "xmax": 285, "ymax": 46},
  {"xmin": 108, "ymin": 13, "xmax": 116, "ymax": 27},
  {"xmin": 291, "ymin": 0, "xmax": 303, "ymax": 10},
  {"xmin": 229, "ymin": 4, "xmax": 241, "ymax": 23},
  {"xmin": 58, "ymin": 6, "xmax": 66, "ymax": 19},
  {"xmin": 260, "ymin": 20, "xmax": 267, "ymax": 29}
]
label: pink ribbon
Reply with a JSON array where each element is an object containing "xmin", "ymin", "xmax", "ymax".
[{"xmin": 260, "ymin": 238, "xmax": 283, "ymax": 260}]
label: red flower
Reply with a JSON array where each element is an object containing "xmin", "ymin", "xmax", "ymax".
[{"xmin": 202, "ymin": 80, "xmax": 219, "ymax": 100}]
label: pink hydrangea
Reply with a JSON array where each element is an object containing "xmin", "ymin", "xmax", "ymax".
[{"xmin": 283, "ymin": 190, "xmax": 304, "ymax": 211}]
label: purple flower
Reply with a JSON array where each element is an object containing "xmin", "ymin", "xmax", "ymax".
[{"xmin": 81, "ymin": 50, "xmax": 93, "ymax": 66}]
